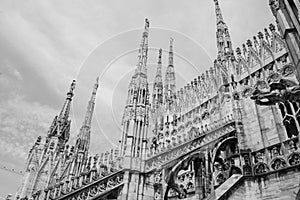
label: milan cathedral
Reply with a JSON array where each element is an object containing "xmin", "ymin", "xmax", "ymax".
[{"xmin": 15, "ymin": 0, "xmax": 300, "ymax": 199}]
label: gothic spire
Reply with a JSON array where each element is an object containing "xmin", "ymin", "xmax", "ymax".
[
  {"xmin": 165, "ymin": 38, "xmax": 176, "ymax": 108},
  {"xmin": 156, "ymin": 48, "xmax": 163, "ymax": 85},
  {"xmin": 58, "ymin": 80, "xmax": 76, "ymax": 123},
  {"xmin": 214, "ymin": 0, "xmax": 224, "ymax": 25},
  {"xmin": 47, "ymin": 80, "xmax": 76, "ymax": 141},
  {"xmin": 82, "ymin": 77, "xmax": 99, "ymax": 129},
  {"xmin": 168, "ymin": 37, "xmax": 174, "ymax": 67},
  {"xmin": 135, "ymin": 18, "xmax": 149, "ymax": 76},
  {"xmin": 120, "ymin": 19, "xmax": 151, "ymax": 162},
  {"xmin": 76, "ymin": 77, "xmax": 99, "ymax": 153},
  {"xmin": 152, "ymin": 48, "xmax": 163, "ymax": 110},
  {"xmin": 213, "ymin": 0, "xmax": 233, "ymax": 58},
  {"xmin": 73, "ymin": 78, "xmax": 99, "ymax": 176}
]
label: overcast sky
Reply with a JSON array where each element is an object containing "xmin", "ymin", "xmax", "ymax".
[{"xmin": 0, "ymin": 0, "xmax": 275, "ymax": 196}]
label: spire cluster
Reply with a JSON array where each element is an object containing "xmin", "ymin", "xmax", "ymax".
[{"xmin": 16, "ymin": 1, "xmax": 291, "ymax": 198}]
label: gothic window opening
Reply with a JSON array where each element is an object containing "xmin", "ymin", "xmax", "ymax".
[
  {"xmin": 279, "ymin": 103, "xmax": 286, "ymax": 118},
  {"xmin": 283, "ymin": 115, "xmax": 299, "ymax": 138},
  {"xmin": 279, "ymin": 102, "xmax": 300, "ymax": 138},
  {"xmin": 292, "ymin": 102, "xmax": 299, "ymax": 112},
  {"xmin": 285, "ymin": 102, "xmax": 294, "ymax": 115}
]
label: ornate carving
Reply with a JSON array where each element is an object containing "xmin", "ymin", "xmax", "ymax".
[
  {"xmin": 164, "ymin": 152, "xmax": 204, "ymax": 200},
  {"xmin": 288, "ymin": 152, "xmax": 300, "ymax": 166},
  {"xmin": 270, "ymin": 157, "xmax": 287, "ymax": 170},
  {"xmin": 251, "ymin": 64, "xmax": 300, "ymax": 105},
  {"xmin": 254, "ymin": 162, "xmax": 269, "ymax": 174}
]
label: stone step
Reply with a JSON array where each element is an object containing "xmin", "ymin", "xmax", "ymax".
[{"xmin": 214, "ymin": 174, "xmax": 243, "ymax": 200}]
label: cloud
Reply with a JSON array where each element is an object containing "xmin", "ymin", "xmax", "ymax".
[
  {"xmin": 0, "ymin": 0, "xmax": 277, "ymax": 196},
  {"xmin": 0, "ymin": 94, "xmax": 57, "ymax": 167}
]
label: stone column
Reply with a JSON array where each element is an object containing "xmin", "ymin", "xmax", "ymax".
[
  {"xmin": 194, "ymin": 159, "xmax": 204, "ymax": 199},
  {"xmin": 270, "ymin": 0, "xmax": 300, "ymax": 81}
]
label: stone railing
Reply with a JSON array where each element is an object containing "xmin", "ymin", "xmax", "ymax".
[
  {"xmin": 54, "ymin": 170, "xmax": 124, "ymax": 200},
  {"xmin": 31, "ymin": 170, "xmax": 124, "ymax": 200},
  {"xmin": 145, "ymin": 120, "xmax": 236, "ymax": 172},
  {"xmin": 241, "ymin": 138, "xmax": 300, "ymax": 177}
]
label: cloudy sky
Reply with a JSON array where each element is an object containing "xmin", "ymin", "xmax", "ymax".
[{"xmin": 0, "ymin": 0, "xmax": 274, "ymax": 196}]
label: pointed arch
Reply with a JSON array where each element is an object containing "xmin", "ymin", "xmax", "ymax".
[
  {"xmin": 262, "ymin": 41, "xmax": 275, "ymax": 61},
  {"xmin": 248, "ymin": 49, "xmax": 263, "ymax": 68}
]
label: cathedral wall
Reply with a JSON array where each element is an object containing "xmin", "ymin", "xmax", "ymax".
[
  {"xmin": 240, "ymin": 97, "xmax": 288, "ymax": 151},
  {"xmin": 256, "ymin": 105, "xmax": 280, "ymax": 147},
  {"xmin": 241, "ymin": 98, "xmax": 265, "ymax": 150},
  {"xmin": 220, "ymin": 167, "xmax": 300, "ymax": 200}
]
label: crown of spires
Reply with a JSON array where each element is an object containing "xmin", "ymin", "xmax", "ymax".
[{"xmin": 135, "ymin": 18, "xmax": 150, "ymax": 75}]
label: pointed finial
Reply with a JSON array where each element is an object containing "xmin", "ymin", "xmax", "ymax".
[
  {"xmin": 58, "ymin": 79, "xmax": 76, "ymax": 122},
  {"xmin": 69, "ymin": 80, "xmax": 76, "ymax": 93},
  {"xmin": 143, "ymin": 18, "xmax": 150, "ymax": 38},
  {"xmin": 246, "ymin": 39, "xmax": 252, "ymax": 47},
  {"xmin": 66, "ymin": 79, "xmax": 76, "ymax": 99},
  {"xmin": 80, "ymin": 76, "xmax": 99, "ymax": 130},
  {"xmin": 145, "ymin": 18, "xmax": 149, "ymax": 29},
  {"xmin": 169, "ymin": 37, "xmax": 174, "ymax": 52},
  {"xmin": 168, "ymin": 37, "xmax": 174, "ymax": 66},
  {"xmin": 214, "ymin": 0, "xmax": 224, "ymax": 23},
  {"xmin": 258, "ymin": 32, "xmax": 264, "ymax": 40},
  {"xmin": 236, "ymin": 47, "xmax": 241, "ymax": 55},
  {"xmin": 93, "ymin": 77, "xmax": 99, "ymax": 95},
  {"xmin": 158, "ymin": 48, "xmax": 162, "ymax": 64},
  {"xmin": 269, "ymin": 23, "xmax": 276, "ymax": 32},
  {"xmin": 135, "ymin": 18, "xmax": 149, "ymax": 74},
  {"xmin": 63, "ymin": 80, "xmax": 76, "ymax": 103}
]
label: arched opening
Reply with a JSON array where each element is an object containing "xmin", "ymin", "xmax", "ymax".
[
  {"xmin": 279, "ymin": 102, "xmax": 300, "ymax": 138},
  {"xmin": 279, "ymin": 103, "xmax": 286, "ymax": 118},
  {"xmin": 283, "ymin": 115, "xmax": 299, "ymax": 138},
  {"xmin": 228, "ymin": 165, "xmax": 242, "ymax": 176},
  {"xmin": 212, "ymin": 137, "xmax": 239, "ymax": 188},
  {"xmin": 163, "ymin": 152, "xmax": 205, "ymax": 200}
]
